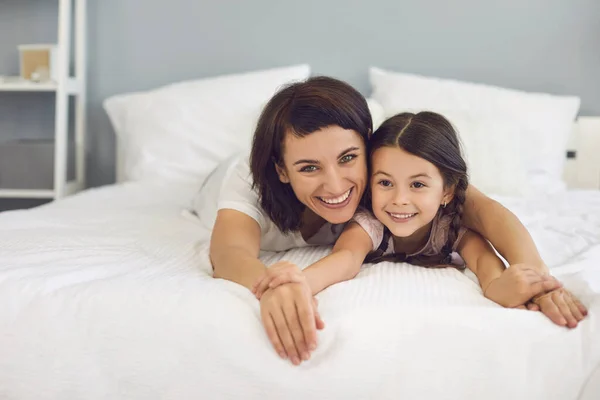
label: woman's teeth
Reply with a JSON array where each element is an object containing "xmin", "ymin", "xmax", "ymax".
[
  {"xmin": 389, "ymin": 212, "xmax": 416, "ymax": 219},
  {"xmin": 318, "ymin": 189, "xmax": 352, "ymax": 204}
]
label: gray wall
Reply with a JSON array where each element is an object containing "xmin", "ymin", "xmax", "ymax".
[{"xmin": 1, "ymin": 0, "xmax": 599, "ymax": 208}]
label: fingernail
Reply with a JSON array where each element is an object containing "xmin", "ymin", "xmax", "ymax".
[
  {"xmin": 309, "ymin": 342, "xmax": 317, "ymax": 351},
  {"xmin": 291, "ymin": 356, "xmax": 300, "ymax": 365},
  {"xmin": 279, "ymin": 352, "xmax": 287, "ymax": 359},
  {"xmin": 301, "ymin": 352, "xmax": 309, "ymax": 361},
  {"xmin": 560, "ymin": 318, "xmax": 567, "ymax": 326}
]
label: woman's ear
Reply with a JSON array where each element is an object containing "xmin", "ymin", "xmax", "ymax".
[{"xmin": 275, "ymin": 162, "xmax": 290, "ymax": 183}]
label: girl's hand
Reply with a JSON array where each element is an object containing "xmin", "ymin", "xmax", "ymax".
[
  {"xmin": 252, "ymin": 261, "xmax": 306, "ymax": 299},
  {"xmin": 529, "ymin": 288, "xmax": 588, "ymax": 328},
  {"xmin": 483, "ymin": 264, "xmax": 562, "ymax": 308},
  {"xmin": 259, "ymin": 283, "xmax": 325, "ymax": 366}
]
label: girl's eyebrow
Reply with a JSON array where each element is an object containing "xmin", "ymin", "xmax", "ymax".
[
  {"xmin": 373, "ymin": 170, "xmax": 392, "ymax": 177},
  {"xmin": 293, "ymin": 146, "xmax": 360, "ymax": 166},
  {"xmin": 372, "ymin": 171, "xmax": 432, "ymax": 179},
  {"xmin": 409, "ymin": 173, "xmax": 432, "ymax": 179}
]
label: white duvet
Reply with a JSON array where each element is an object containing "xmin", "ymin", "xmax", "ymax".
[{"xmin": 0, "ymin": 182, "xmax": 599, "ymax": 400}]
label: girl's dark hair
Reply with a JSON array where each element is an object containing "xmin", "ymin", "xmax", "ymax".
[
  {"xmin": 367, "ymin": 111, "xmax": 469, "ymax": 267},
  {"xmin": 250, "ymin": 76, "xmax": 372, "ymax": 233}
]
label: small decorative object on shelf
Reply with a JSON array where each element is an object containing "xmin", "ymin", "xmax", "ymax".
[{"xmin": 19, "ymin": 44, "xmax": 58, "ymax": 82}]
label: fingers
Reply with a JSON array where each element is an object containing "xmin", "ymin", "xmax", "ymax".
[
  {"xmin": 515, "ymin": 305, "xmax": 527, "ymax": 310},
  {"xmin": 553, "ymin": 291, "xmax": 577, "ymax": 328},
  {"xmin": 537, "ymin": 295, "xmax": 567, "ymax": 326},
  {"xmin": 282, "ymin": 303, "xmax": 308, "ymax": 365},
  {"xmin": 261, "ymin": 309, "xmax": 287, "ymax": 360},
  {"xmin": 272, "ymin": 307, "xmax": 301, "ymax": 365},
  {"xmin": 566, "ymin": 295, "xmax": 584, "ymax": 324},
  {"xmin": 528, "ymin": 278, "xmax": 563, "ymax": 298},
  {"xmin": 269, "ymin": 273, "xmax": 304, "ymax": 289},
  {"xmin": 311, "ymin": 297, "xmax": 325, "ymax": 330},
  {"xmin": 295, "ymin": 298, "xmax": 318, "ymax": 352},
  {"xmin": 527, "ymin": 302, "xmax": 540, "ymax": 311},
  {"xmin": 573, "ymin": 297, "xmax": 588, "ymax": 317},
  {"xmin": 252, "ymin": 275, "xmax": 270, "ymax": 297}
]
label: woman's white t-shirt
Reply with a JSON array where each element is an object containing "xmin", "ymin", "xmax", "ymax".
[{"xmin": 195, "ymin": 154, "xmax": 344, "ymax": 252}]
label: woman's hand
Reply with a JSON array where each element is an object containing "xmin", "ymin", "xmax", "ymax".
[
  {"xmin": 483, "ymin": 264, "xmax": 562, "ymax": 308},
  {"xmin": 259, "ymin": 282, "xmax": 325, "ymax": 365},
  {"xmin": 528, "ymin": 288, "xmax": 588, "ymax": 328},
  {"xmin": 253, "ymin": 261, "xmax": 306, "ymax": 299}
]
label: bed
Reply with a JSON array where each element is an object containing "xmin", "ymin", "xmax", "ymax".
[{"xmin": 1, "ymin": 66, "xmax": 599, "ymax": 399}]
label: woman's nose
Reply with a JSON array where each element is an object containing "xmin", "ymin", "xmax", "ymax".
[{"xmin": 322, "ymin": 167, "xmax": 346, "ymax": 195}]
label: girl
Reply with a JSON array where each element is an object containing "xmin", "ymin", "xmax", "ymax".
[{"xmin": 253, "ymin": 111, "xmax": 587, "ymax": 337}]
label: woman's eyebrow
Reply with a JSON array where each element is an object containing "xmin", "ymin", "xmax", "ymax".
[
  {"xmin": 338, "ymin": 147, "xmax": 360, "ymax": 157},
  {"xmin": 293, "ymin": 146, "xmax": 361, "ymax": 166},
  {"xmin": 293, "ymin": 158, "xmax": 319, "ymax": 166}
]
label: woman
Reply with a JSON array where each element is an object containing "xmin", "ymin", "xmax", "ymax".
[{"xmin": 209, "ymin": 76, "xmax": 565, "ymax": 366}]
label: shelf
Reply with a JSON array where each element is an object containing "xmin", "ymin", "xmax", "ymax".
[
  {"xmin": 0, "ymin": 180, "xmax": 82, "ymax": 199},
  {"xmin": 0, "ymin": 189, "xmax": 54, "ymax": 199},
  {"xmin": 0, "ymin": 77, "xmax": 82, "ymax": 94}
]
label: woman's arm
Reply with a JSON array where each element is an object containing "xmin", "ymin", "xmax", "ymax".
[
  {"xmin": 457, "ymin": 230, "xmax": 506, "ymax": 293},
  {"xmin": 462, "ymin": 185, "xmax": 548, "ymax": 274},
  {"xmin": 211, "ymin": 208, "xmax": 323, "ymax": 363},
  {"xmin": 210, "ymin": 209, "xmax": 267, "ymax": 291},
  {"xmin": 458, "ymin": 230, "xmax": 561, "ymax": 308}
]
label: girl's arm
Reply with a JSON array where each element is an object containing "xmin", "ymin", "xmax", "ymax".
[
  {"xmin": 210, "ymin": 209, "xmax": 268, "ymax": 291},
  {"xmin": 303, "ymin": 222, "xmax": 374, "ymax": 294},
  {"xmin": 457, "ymin": 229, "xmax": 561, "ymax": 308},
  {"xmin": 253, "ymin": 222, "xmax": 373, "ymax": 297},
  {"xmin": 462, "ymin": 185, "xmax": 548, "ymax": 274}
]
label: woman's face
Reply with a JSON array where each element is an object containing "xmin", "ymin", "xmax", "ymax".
[{"xmin": 276, "ymin": 125, "xmax": 367, "ymax": 225}]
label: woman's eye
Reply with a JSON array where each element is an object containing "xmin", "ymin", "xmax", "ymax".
[
  {"xmin": 411, "ymin": 181, "xmax": 425, "ymax": 189},
  {"xmin": 378, "ymin": 180, "xmax": 392, "ymax": 187},
  {"xmin": 340, "ymin": 154, "xmax": 357, "ymax": 163},
  {"xmin": 300, "ymin": 165, "xmax": 318, "ymax": 173}
]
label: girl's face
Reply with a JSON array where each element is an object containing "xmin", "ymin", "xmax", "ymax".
[
  {"xmin": 370, "ymin": 146, "xmax": 453, "ymax": 238},
  {"xmin": 276, "ymin": 125, "xmax": 367, "ymax": 225}
]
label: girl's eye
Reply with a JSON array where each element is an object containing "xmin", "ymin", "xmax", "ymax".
[
  {"xmin": 378, "ymin": 179, "xmax": 393, "ymax": 187},
  {"xmin": 340, "ymin": 154, "xmax": 357, "ymax": 163},
  {"xmin": 300, "ymin": 165, "xmax": 318, "ymax": 173},
  {"xmin": 411, "ymin": 181, "xmax": 426, "ymax": 189}
]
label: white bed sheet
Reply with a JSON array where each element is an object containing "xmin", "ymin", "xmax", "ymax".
[{"xmin": 0, "ymin": 183, "xmax": 598, "ymax": 400}]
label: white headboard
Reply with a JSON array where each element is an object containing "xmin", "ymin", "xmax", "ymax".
[
  {"xmin": 563, "ymin": 117, "xmax": 600, "ymax": 190},
  {"xmin": 115, "ymin": 117, "xmax": 600, "ymax": 190}
]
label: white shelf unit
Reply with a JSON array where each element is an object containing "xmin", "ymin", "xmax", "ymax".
[{"xmin": 0, "ymin": 0, "xmax": 87, "ymax": 200}]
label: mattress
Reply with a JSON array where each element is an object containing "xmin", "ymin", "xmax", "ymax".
[{"xmin": 0, "ymin": 182, "xmax": 598, "ymax": 400}]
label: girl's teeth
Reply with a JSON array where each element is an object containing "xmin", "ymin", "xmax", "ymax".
[
  {"xmin": 390, "ymin": 213, "xmax": 416, "ymax": 219},
  {"xmin": 320, "ymin": 189, "xmax": 351, "ymax": 204}
]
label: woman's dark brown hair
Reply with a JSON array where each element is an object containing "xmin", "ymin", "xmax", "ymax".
[
  {"xmin": 250, "ymin": 76, "xmax": 372, "ymax": 233},
  {"xmin": 366, "ymin": 111, "xmax": 469, "ymax": 267}
]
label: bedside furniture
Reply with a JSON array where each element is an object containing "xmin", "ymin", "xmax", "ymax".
[{"xmin": 0, "ymin": 0, "xmax": 86, "ymax": 201}]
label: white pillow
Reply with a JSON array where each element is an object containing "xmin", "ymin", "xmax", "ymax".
[
  {"xmin": 369, "ymin": 67, "xmax": 581, "ymax": 196},
  {"xmin": 103, "ymin": 64, "xmax": 311, "ymax": 184},
  {"xmin": 443, "ymin": 111, "xmax": 526, "ymax": 196}
]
